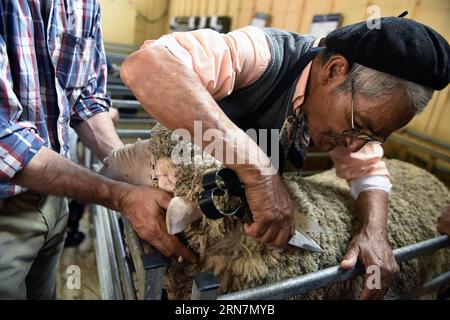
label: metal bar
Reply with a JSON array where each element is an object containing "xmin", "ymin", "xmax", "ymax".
[
  {"xmin": 141, "ymin": 251, "xmax": 167, "ymax": 300},
  {"xmin": 394, "ymin": 235, "xmax": 450, "ymax": 263},
  {"xmin": 122, "ymin": 219, "xmax": 147, "ymax": 299},
  {"xmin": 83, "ymin": 147, "xmax": 92, "ymax": 169},
  {"xmin": 106, "ymin": 52, "xmax": 128, "ymax": 65},
  {"xmin": 97, "ymin": 205, "xmax": 124, "ymax": 300},
  {"xmin": 402, "ymin": 128, "xmax": 450, "ymax": 151},
  {"xmin": 389, "ymin": 134, "xmax": 450, "ymax": 163},
  {"xmin": 119, "ymin": 118, "xmax": 156, "ymax": 125},
  {"xmin": 111, "ymin": 99, "xmax": 141, "ymax": 110},
  {"xmin": 191, "ymin": 272, "xmax": 220, "ymax": 300},
  {"xmin": 108, "ymin": 84, "xmax": 133, "ymax": 96},
  {"xmin": 218, "ymin": 235, "xmax": 450, "ymax": 300},
  {"xmin": 122, "ymin": 219, "xmax": 167, "ymax": 300},
  {"xmin": 92, "ymin": 205, "xmax": 116, "ymax": 300},
  {"xmin": 83, "ymin": 146, "xmax": 96, "ymax": 238},
  {"xmin": 394, "ymin": 271, "xmax": 450, "ymax": 300},
  {"xmin": 108, "ymin": 77, "xmax": 124, "ymax": 85},
  {"xmin": 105, "ymin": 42, "xmax": 138, "ymax": 53},
  {"xmin": 117, "ymin": 129, "xmax": 151, "ymax": 139},
  {"xmin": 109, "ymin": 211, "xmax": 138, "ymax": 300}
]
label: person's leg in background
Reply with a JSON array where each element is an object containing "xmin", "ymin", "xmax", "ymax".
[
  {"xmin": 0, "ymin": 192, "xmax": 68, "ymax": 299},
  {"xmin": 64, "ymin": 199, "xmax": 87, "ymax": 247}
]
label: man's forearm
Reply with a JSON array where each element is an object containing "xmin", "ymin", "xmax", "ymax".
[
  {"xmin": 12, "ymin": 147, "xmax": 128, "ymax": 210},
  {"xmin": 356, "ymin": 189, "xmax": 389, "ymax": 236},
  {"xmin": 75, "ymin": 111, "xmax": 124, "ymax": 161},
  {"xmin": 121, "ymin": 46, "xmax": 273, "ymax": 183}
]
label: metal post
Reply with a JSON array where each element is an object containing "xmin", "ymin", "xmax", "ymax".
[
  {"xmin": 122, "ymin": 219, "xmax": 147, "ymax": 299},
  {"xmin": 84, "ymin": 145, "xmax": 96, "ymax": 238},
  {"xmin": 93, "ymin": 205, "xmax": 124, "ymax": 299},
  {"xmin": 119, "ymin": 118, "xmax": 156, "ymax": 125},
  {"xmin": 100, "ymin": 206, "xmax": 124, "ymax": 300},
  {"xmin": 83, "ymin": 147, "xmax": 92, "ymax": 169},
  {"xmin": 93, "ymin": 206, "xmax": 114, "ymax": 299},
  {"xmin": 106, "ymin": 52, "xmax": 127, "ymax": 65},
  {"xmin": 109, "ymin": 211, "xmax": 137, "ymax": 300},
  {"xmin": 218, "ymin": 235, "xmax": 450, "ymax": 300},
  {"xmin": 117, "ymin": 129, "xmax": 151, "ymax": 139},
  {"xmin": 191, "ymin": 272, "xmax": 220, "ymax": 300},
  {"xmin": 111, "ymin": 99, "xmax": 141, "ymax": 110},
  {"xmin": 141, "ymin": 251, "xmax": 167, "ymax": 300},
  {"xmin": 108, "ymin": 84, "xmax": 133, "ymax": 96}
]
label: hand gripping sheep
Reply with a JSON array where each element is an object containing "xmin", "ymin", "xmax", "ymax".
[{"xmin": 103, "ymin": 124, "xmax": 450, "ymax": 300}]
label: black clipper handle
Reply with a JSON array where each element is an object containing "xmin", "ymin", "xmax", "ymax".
[{"xmin": 199, "ymin": 168, "xmax": 254, "ymax": 224}]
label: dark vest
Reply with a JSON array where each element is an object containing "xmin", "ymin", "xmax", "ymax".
[
  {"xmin": 218, "ymin": 28, "xmax": 317, "ymax": 130},
  {"xmin": 217, "ymin": 28, "xmax": 318, "ymax": 171}
]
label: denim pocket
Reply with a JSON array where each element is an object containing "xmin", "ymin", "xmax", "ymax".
[{"xmin": 55, "ymin": 32, "xmax": 95, "ymax": 90}]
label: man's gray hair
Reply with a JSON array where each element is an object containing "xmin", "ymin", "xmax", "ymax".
[
  {"xmin": 336, "ymin": 63, "xmax": 434, "ymax": 114},
  {"xmin": 321, "ymin": 49, "xmax": 434, "ymax": 114}
]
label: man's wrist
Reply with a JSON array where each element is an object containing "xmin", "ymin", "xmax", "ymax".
[
  {"xmin": 362, "ymin": 224, "xmax": 388, "ymax": 239},
  {"xmin": 107, "ymin": 181, "xmax": 132, "ymax": 213},
  {"xmin": 231, "ymin": 162, "xmax": 277, "ymax": 185}
]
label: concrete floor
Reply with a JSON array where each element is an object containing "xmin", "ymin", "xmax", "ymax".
[{"xmin": 57, "ymin": 210, "xmax": 101, "ymax": 300}]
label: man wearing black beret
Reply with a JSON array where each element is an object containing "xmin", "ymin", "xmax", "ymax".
[{"xmin": 119, "ymin": 16, "xmax": 450, "ymax": 299}]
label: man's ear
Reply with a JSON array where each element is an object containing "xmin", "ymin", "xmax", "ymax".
[{"xmin": 318, "ymin": 54, "xmax": 350, "ymax": 86}]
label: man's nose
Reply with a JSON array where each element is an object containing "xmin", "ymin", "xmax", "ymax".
[{"xmin": 344, "ymin": 136, "xmax": 367, "ymax": 153}]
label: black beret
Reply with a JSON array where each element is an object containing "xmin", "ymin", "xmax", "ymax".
[{"xmin": 324, "ymin": 17, "xmax": 450, "ymax": 90}]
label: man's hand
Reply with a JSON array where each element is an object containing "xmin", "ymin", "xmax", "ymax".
[
  {"xmin": 340, "ymin": 189, "xmax": 399, "ymax": 300},
  {"xmin": 118, "ymin": 185, "xmax": 197, "ymax": 264},
  {"xmin": 437, "ymin": 205, "xmax": 450, "ymax": 235},
  {"xmin": 340, "ymin": 229, "xmax": 399, "ymax": 299},
  {"xmin": 243, "ymin": 173, "xmax": 295, "ymax": 248}
]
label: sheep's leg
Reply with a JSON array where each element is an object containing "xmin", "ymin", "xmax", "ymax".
[
  {"xmin": 103, "ymin": 143, "xmax": 202, "ymax": 234},
  {"xmin": 100, "ymin": 139, "xmax": 156, "ymax": 186}
]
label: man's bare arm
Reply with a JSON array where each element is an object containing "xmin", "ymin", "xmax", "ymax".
[
  {"xmin": 121, "ymin": 46, "xmax": 269, "ymax": 178},
  {"xmin": 74, "ymin": 111, "xmax": 124, "ymax": 161},
  {"xmin": 13, "ymin": 147, "xmax": 131, "ymax": 209}
]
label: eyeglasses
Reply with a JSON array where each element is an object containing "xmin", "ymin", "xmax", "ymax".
[{"xmin": 340, "ymin": 81, "xmax": 386, "ymax": 144}]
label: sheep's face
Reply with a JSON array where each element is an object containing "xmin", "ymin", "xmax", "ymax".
[{"xmin": 154, "ymin": 158, "xmax": 177, "ymax": 192}]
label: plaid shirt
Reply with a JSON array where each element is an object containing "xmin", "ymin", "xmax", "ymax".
[{"xmin": 0, "ymin": 0, "xmax": 110, "ymax": 198}]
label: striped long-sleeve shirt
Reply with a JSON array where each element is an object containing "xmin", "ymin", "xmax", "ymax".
[{"xmin": 0, "ymin": 0, "xmax": 110, "ymax": 198}]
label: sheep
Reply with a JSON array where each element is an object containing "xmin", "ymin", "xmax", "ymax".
[{"xmin": 103, "ymin": 124, "xmax": 450, "ymax": 299}]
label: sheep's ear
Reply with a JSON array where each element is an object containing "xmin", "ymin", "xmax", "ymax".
[
  {"xmin": 166, "ymin": 197, "xmax": 203, "ymax": 235},
  {"xmin": 294, "ymin": 211, "xmax": 324, "ymax": 236}
]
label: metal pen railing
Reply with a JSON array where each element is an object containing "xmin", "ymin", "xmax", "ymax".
[
  {"xmin": 111, "ymin": 99, "xmax": 141, "ymax": 110},
  {"xmin": 217, "ymin": 235, "xmax": 450, "ymax": 300}
]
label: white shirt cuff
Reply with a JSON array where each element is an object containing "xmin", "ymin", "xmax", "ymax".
[{"xmin": 350, "ymin": 175, "xmax": 392, "ymax": 199}]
